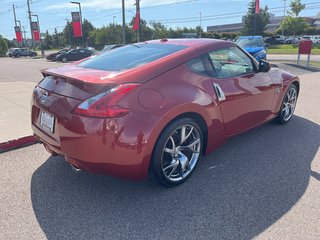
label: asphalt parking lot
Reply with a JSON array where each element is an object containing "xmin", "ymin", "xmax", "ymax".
[{"xmin": 0, "ymin": 57, "xmax": 319, "ymax": 240}]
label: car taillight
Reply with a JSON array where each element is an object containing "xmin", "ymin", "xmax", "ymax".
[{"xmin": 72, "ymin": 84, "xmax": 140, "ymax": 118}]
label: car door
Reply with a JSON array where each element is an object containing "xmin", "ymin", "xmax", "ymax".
[
  {"xmin": 68, "ymin": 49, "xmax": 79, "ymax": 61},
  {"xmin": 204, "ymin": 46, "xmax": 275, "ymax": 136},
  {"xmin": 77, "ymin": 49, "xmax": 87, "ymax": 60}
]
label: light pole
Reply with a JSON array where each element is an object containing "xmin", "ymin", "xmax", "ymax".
[
  {"xmin": 70, "ymin": 1, "xmax": 83, "ymax": 46},
  {"xmin": 27, "ymin": 0, "xmax": 34, "ymax": 47},
  {"xmin": 122, "ymin": 0, "xmax": 126, "ymax": 44},
  {"xmin": 31, "ymin": 14, "xmax": 45, "ymax": 57},
  {"xmin": 136, "ymin": 0, "xmax": 140, "ymax": 42},
  {"xmin": 113, "ymin": 16, "xmax": 116, "ymax": 25},
  {"xmin": 282, "ymin": 0, "xmax": 287, "ymax": 37}
]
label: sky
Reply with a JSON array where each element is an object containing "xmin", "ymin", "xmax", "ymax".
[{"xmin": 1, "ymin": 0, "xmax": 320, "ymax": 39}]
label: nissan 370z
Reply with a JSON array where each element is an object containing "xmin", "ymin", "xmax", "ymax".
[{"xmin": 31, "ymin": 39, "xmax": 299, "ymax": 187}]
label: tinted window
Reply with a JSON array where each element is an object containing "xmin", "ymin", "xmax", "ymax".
[
  {"xmin": 78, "ymin": 43, "xmax": 187, "ymax": 71},
  {"xmin": 186, "ymin": 57, "xmax": 208, "ymax": 76},
  {"xmin": 236, "ymin": 37, "xmax": 264, "ymax": 48},
  {"xmin": 68, "ymin": 49, "xmax": 78, "ymax": 54},
  {"xmin": 208, "ymin": 47, "xmax": 254, "ymax": 78}
]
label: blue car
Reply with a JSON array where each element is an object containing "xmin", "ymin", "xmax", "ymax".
[{"xmin": 236, "ymin": 36, "xmax": 267, "ymax": 62}]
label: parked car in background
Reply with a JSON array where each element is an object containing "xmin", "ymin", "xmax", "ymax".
[
  {"xmin": 301, "ymin": 35, "xmax": 320, "ymax": 44},
  {"xmin": 46, "ymin": 49, "xmax": 69, "ymax": 61},
  {"xmin": 10, "ymin": 48, "xmax": 37, "ymax": 58},
  {"xmin": 284, "ymin": 36, "xmax": 299, "ymax": 44},
  {"xmin": 6, "ymin": 48, "xmax": 19, "ymax": 57},
  {"xmin": 236, "ymin": 36, "xmax": 267, "ymax": 61},
  {"xmin": 101, "ymin": 44, "xmax": 124, "ymax": 52},
  {"xmin": 265, "ymin": 36, "xmax": 286, "ymax": 45},
  {"xmin": 31, "ymin": 39, "xmax": 299, "ymax": 187},
  {"xmin": 55, "ymin": 48, "xmax": 94, "ymax": 63}
]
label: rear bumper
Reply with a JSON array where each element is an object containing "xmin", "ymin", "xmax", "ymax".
[{"xmin": 32, "ymin": 105, "xmax": 164, "ymax": 180}]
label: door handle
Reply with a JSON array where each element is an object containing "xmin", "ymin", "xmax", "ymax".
[{"xmin": 213, "ymin": 83, "xmax": 226, "ymax": 101}]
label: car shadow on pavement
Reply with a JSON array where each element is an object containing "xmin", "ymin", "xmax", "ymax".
[{"xmin": 31, "ymin": 116, "xmax": 320, "ymax": 240}]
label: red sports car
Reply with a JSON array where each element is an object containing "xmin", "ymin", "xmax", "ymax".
[{"xmin": 31, "ymin": 39, "xmax": 299, "ymax": 186}]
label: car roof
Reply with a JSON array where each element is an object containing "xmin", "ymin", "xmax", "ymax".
[
  {"xmin": 145, "ymin": 38, "xmax": 228, "ymax": 47},
  {"xmin": 238, "ymin": 36, "xmax": 263, "ymax": 39}
]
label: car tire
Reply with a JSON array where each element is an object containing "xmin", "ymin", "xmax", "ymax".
[
  {"xmin": 62, "ymin": 57, "xmax": 68, "ymax": 63},
  {"xmin": 151, "ymin": 118, "xmax": 203, "ymax": 187},
  {"xmin": 52, "ymin": 57, "xmax": 56, "ymax": 61},
  {"xmin": 16, "ymin": 54, "xmax": 21, "ymax": 58},
  {"xmin": 276, "ymin": 84, "xmax": 298, "ymax": 124}
]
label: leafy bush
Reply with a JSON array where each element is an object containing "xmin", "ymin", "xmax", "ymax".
[{"xmin": 0, "ymin": 36, "xmax": 9, "ymax": 57}]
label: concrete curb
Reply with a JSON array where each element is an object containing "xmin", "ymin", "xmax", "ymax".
[{"xmin": 0, "ymin": 136, "xmax": 39, "ymax": 154}]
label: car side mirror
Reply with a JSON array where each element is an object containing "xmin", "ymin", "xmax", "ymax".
[
  {"xmin": 259, "ymin": 60, "xmax": 271, "ymax": 72},
  {"xmin": 265, "ymin": 43, "xmax": 269, "ymax": 48}
]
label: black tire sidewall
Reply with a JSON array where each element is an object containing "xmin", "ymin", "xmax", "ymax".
[
  {"xmin": 151, "ymin": 118, "xmax": 203, "ymax": 187},
  {"xmin": 276, "ymin": 84, "xmax": 298, "ymax": 124}
]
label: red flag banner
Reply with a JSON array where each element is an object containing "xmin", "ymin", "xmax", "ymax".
[
  {"xmin": 34, "ymin": 31, "xmax": 40, "ymax": 41},
  {"xmin": 31, "ymin": 21, "xmax": 40, "ymax": 42},
  {"xmin": 133, "ymin": 11, "xmax": 140, "ymax": 30},
  {"xmin": 14, "ymin": 26, "xmax": 22, "ymax": 43},
  {"xmin": 72, "ymin": 12, "xmax": 82, "ymax": 37},
  {"xmin": 255, "ymin": 0, "xmax": 260, "ymax": 14}
]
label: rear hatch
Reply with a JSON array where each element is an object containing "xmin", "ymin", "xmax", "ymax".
[{"xmin": 32, "ymin": 65, "xmax": 119, "ymax": 146}]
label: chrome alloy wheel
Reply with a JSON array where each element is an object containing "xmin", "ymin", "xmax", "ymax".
[
  {"xmin": 281, "ymin": 87, "xmax": 297, "ymax": 122},
  {"xmin": 161, "ymin": 124, "xmax": 201, "ymax": 182}
]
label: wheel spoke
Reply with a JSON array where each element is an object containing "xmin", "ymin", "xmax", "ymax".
[
  {"xmin": 164, "ymin": 147, "xmax": 175, "ymax": 154},
  {"xmin": 168, "ymin": 162, "xmax": 179, "ymax": 178},
  {"xmin": 180, "ymin": 126, "xmax": 194, "ymax": 145},
  {"xmin": 163, "ymin": 160, "xmax": 179, "ymax": 172},
  {"xmin": 181, "ymin": 139, "xmax": 200, "ymax": 152}
]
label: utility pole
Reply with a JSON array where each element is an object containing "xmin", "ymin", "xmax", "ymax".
[
  {"xmin": 199, "ymin": 12, "xmax": 202, "ymax": 38},
  {"xmin": 27, "ymin": 0, "xmax": 34, "ymax": 47},
  {"xmin": 12, "ymin": 5, "xmax": 17, "ymax": 26},
  {"xmin": 282, "ymin": 0, "xmax": 287, "ymax": 36},
  {"xmin": 122, "ymin": 0, "xmax": 126, "ymax": 44},
  {"xmin": 136, "ymin": 0, "xmax": 140, "ymax": 42},
  {"xmin": 12, "ymin": 5, "xmax": 20, "ymax": 47}
]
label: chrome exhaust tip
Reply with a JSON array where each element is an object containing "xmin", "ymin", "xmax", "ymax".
[{"xmin": 70, "ymin": 164, "xmax": 81, "ymax": 173}]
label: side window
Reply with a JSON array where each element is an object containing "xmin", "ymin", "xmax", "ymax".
[
  {"xmin": 186, "ymin": 57, "xmax": 208, "ymax": 76},
  {"xmin": 208, "ymin": 47, "xmax": 254, "ymax": 78}
]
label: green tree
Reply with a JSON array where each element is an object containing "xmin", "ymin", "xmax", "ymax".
[
  {"xmin": 149, "ymin": 22, "xmax": 169, "ymax": 39},
  {"xmin": 290, "ymin": 0, "xmax": 306, "ymax": 17},
  {"xmin": 62, "ymin": 19, "xmax": 95, "ymax": 47},
  {"xmin": 0, "ymin": 36, "xmax": 9, "ymax": 57},
  {"xmin": 43, "ymin": 30, "xmax": 54, "ymax": 49},
  {"xmin": 242, "ymin": 1, "xmax": 270, "ymax": 35},
  {"xmin": 280, "ymin": 16, "xmax": 306, "ymax": 36},
  {"xmin": 280, "ymin": 0, "xmax": 306, "ymax": 36},
  {"xmin": 53, "ymin": 28, "xmax": 60, "ymax": 48},
  {"xmin": 129, "ymin": 17, "xmax": 153, "ymax": 42}
]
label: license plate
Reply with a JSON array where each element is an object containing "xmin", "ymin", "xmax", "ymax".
[{"xmin": 40, "ymin": 111, "xmax": 55, "ymax": 133}]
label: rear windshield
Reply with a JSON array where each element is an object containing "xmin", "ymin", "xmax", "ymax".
[
  {"xmin": 78, "ymin": 43, "xmax": 187, "ymax": 71},
  {"xmin": 237, "ymin": 38, "xmax": 264, "ymax": 48}
]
